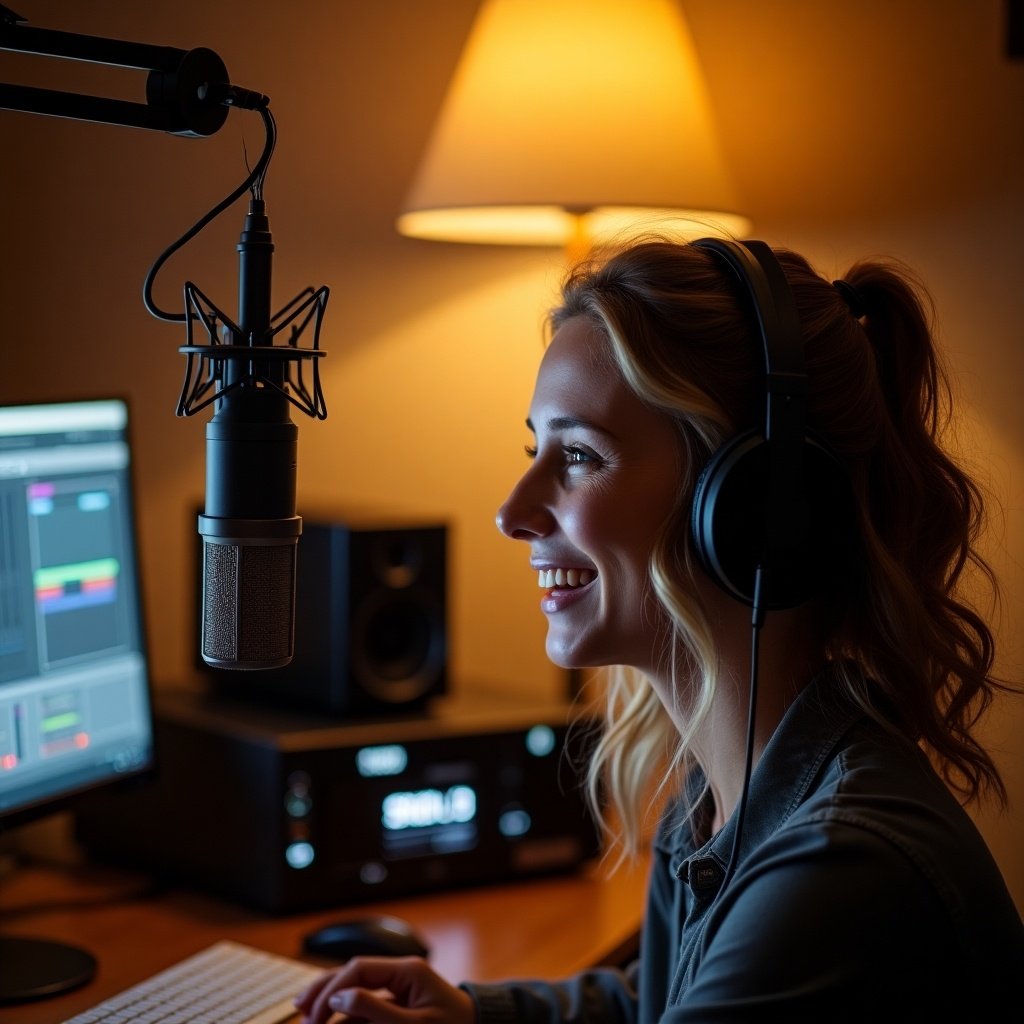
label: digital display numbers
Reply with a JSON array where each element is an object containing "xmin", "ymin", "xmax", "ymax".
[
  {"xmin": 382, "ymin": 784, "xmax": 476, "ymax": 831},
  {"xmin": 351, "ymin": 743, "xmax": 481, "ymax": 857},
  {"xmin": 346, "ymin": 727, "xmax": 560, "ymax": 864}
]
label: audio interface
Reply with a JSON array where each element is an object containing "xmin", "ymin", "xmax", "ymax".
[{"xmin": 76, "ymin": 686, "xmax": 600, "ymax": 911}]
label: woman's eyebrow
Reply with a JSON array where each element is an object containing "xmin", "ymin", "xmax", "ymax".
[{"xmin": 525, "ymin": 415, "xmax": 613, "ymax": 436}]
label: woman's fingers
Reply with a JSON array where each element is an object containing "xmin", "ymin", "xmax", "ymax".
[{"xmin": 295, "ymin": 956, "xmax": 466, "ymax": 1024}]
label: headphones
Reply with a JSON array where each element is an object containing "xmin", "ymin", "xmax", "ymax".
[{"xmin": 689, "ymin": 238, "xmax": 851, "ymax": 613}]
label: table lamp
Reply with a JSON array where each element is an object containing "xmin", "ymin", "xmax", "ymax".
[{"xmin": 397, "ymin": 0, "xmax": 749, "ymax": 258}]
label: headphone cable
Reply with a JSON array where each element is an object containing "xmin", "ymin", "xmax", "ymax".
[{"xmin": 721, "ymin": 565, "xmax": 765, "ymax": 890}]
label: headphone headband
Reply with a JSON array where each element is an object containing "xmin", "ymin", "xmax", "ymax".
[{"xmin": 692, "ymin": 238, "xmax": 806, "ymax": 445}]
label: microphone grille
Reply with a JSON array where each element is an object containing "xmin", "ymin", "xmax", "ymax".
[{"xmin": 202, "ymin": 539, "xmax": 296, "ymax": 668}]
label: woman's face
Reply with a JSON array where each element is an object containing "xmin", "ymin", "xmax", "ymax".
[{"xmin": 496, "ymin": 315, "xmax": 683, "ymax": 674}]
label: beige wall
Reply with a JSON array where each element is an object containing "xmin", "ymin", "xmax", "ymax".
[{"xmin": 3, "ymin": 2, "xmax": 1021, "ymax": 909}]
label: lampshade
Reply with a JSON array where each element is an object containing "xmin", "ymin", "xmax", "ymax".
[{"xmin": 397, "ymin": 0, "xmax": 750, "ymax": 249}]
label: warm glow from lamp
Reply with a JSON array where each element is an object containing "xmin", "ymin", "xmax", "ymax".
[{"xmin": 397, "ymin": 0, "xmax": 750, "ymax": 252}]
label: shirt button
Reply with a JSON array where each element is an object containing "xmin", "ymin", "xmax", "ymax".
[{"xmin": 687, "ymin": 856, "xmax": 724, "ymax": 894}]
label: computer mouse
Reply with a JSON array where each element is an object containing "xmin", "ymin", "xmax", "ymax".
[{"xmin": 301, "ymin": 915, "xmax": 431, "ymax": 962}]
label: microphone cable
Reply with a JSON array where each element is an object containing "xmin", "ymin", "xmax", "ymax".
[{"xmin": 143, "ymin": 102, "xmax": 276, "ymax": 324}]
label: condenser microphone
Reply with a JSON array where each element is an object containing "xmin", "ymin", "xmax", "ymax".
[{"xmin": 198, "ymin": 199, "xmax": 301, "ymax": 670}]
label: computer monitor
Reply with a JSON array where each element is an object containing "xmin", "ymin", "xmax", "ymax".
[{"xmin": 0, "ymin": 397, "xmax": 155, "ymax": 1004}]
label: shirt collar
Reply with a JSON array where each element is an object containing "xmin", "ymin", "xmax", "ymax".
[{"xmin": 660, "ymin": 661, "xmax": 868, "ymax": 884}]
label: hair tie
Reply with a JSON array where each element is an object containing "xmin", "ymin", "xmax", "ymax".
[{"xmin": 833, "ymin": 279, "xmax": 866, "ymax": 319}]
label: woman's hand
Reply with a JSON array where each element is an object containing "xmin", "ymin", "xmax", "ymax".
[{"xmin": 294, "ymin": 955, "xmax": 476, "ymax": 1024}]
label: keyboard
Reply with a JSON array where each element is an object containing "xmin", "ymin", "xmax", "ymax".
[{"xmin": 62, "ymin": 940, "xmax": 324, "ymax": 1024}]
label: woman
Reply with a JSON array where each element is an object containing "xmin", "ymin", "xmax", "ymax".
[{"xmin": 296, "ymin": 238, "xmax": 1023, "ymax": 1022}]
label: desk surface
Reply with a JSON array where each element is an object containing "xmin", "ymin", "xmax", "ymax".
[{"xmin": 0, "ymin": 855, "xmax": 648, "ymax": 1023}]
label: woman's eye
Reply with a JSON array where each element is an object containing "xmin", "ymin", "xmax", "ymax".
[
  {"xmin": 564, "ymin": 445, "xmax": 599, "ymax": 465},
  {"xmin": 522, "ymin": 442, "xmax": 601, "ymax": 467}
]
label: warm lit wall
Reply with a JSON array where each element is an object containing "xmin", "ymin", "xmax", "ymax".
[{"xmin": 2, "ymin": 1, "xmax": 1021, "ymax": 910}]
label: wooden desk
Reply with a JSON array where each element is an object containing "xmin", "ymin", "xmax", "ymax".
[{"xmin": 0, "ymin": 855, "xmax": 648, "ymax": 1023}]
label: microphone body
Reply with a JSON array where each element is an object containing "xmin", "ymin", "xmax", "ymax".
[{"xmin": 198, "ymin": 200, "xmax": 301, "ymax": 670}]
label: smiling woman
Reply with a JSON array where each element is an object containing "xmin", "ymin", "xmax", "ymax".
[
  {"xmin": 498, "ymin": 315, "xmax": 684, "ymax": 674},
  {"xmin": 295, "ymin": 235, "xmax": 1024, "ymax": 1024}
]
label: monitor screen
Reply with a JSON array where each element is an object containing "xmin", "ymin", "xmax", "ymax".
[{"xmin": 0, "ymin": 397, "xmax": 154, "ymax": 829}]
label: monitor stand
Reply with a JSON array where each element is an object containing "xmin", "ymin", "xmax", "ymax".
[{"xmin": 0, "ymin": 935, "xmax": 96, "ymax": 1004}]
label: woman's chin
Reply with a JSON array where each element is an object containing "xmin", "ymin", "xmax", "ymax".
[
  {"xmin": 545, "ymin": 634, "xmax": 595, "ymax": 671},
  {"xmin": 545, "ymin": 637, "xmax": 575, "ymax": 669}
]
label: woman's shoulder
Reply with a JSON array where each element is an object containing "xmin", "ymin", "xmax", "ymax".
[
  {"xmin": 765, "ymin": 725, "xmax": 1022, "ymax": 950},
  {"xmin": 747, "ymin": 673, "xmax": 1021, "ymax": 948}
]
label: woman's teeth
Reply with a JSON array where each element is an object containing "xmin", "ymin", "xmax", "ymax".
[{"xmin": 537, "ymin": 568, "xmax": 595, "ymax": 589}]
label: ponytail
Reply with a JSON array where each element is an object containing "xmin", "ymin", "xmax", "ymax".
[{"xmin": 819, "ymin": 257, "xmax": 1006, "ymax": 804}]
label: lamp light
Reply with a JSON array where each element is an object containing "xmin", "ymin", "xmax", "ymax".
[{"xmin": 397, "ymin": 0, "xmax": 750, "ymax": 254}]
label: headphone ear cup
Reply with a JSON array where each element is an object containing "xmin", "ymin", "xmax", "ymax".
[
  {"xmin": 691, "ymin": 429, "xmax": 765, "ymax": 606},
  {"xmin": 691, "ymin": 432, "xmax": 852, "ymax": 609}
]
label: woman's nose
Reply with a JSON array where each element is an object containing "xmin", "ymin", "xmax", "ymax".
[{"xmin": 496, "ymin": 472, "xmax": 553, "ymax": 541}]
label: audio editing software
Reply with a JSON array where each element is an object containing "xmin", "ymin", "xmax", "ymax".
[{"xmin": 0, "ymin": 400, "xmax": 153, "ymax": 818}]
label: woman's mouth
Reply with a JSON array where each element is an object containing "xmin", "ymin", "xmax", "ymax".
[
  {"xmin": 537, "ymin": 567, "xmax": 596, "ymax": 589},
  {"xmin": 537, "ymin": 567, "xmax": 597, "ymax": 614}
]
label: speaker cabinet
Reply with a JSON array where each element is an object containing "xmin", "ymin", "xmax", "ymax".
[{"xmin": 202, "ymin": 512, "xmax": 448, "ymax": 716}]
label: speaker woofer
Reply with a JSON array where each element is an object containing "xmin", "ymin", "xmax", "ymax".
[{"xmin": 353, "ymin": 586, "xmax": 446, "ymax": 702}]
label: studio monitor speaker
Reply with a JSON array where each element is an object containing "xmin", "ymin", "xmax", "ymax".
[{"xmin": 200, "ymin": 512, "xmax": 448, "ymax": 716}]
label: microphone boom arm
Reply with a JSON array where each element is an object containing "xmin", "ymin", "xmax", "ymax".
[{"xmin": 0, "ymin": 3, "xmax": 268, "ymax": 136}]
